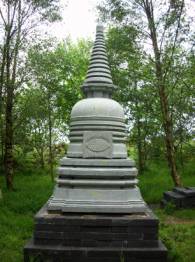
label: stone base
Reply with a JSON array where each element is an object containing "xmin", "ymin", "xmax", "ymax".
[
  {"xmin": 24, "ymin": 239, "xmax": 167, "ymax": 262},
  {"xmin": 24, "ymin": 205, "xmax": 167, "ymax": 261},
  {"xmin": 47, "ymin": 158, "xmax": 146, "ymax": 213},
  {"xmin": 162, "ymin": 187, "xmax": 195, "ymax": 208}
]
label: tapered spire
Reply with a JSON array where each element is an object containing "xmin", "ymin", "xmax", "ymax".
[{"xmin": 82, "ymin": 24, "xmax": 115, "ymax": 97}]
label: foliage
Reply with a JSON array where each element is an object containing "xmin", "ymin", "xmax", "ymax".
[
  {"xmin": 164, "ymin": 201, "xmax": 177, "ymax": 215},
  {"xmin": 105, "ymin": 25, "xmax": 160, "ymax": 172},
  {"xmin": 99, "ymin": 0, "xmax": 194, "ymax": 184},
  {"xmin": 0, "ymin": 0, "xmax": 63, "ymax": 189},
  {"xmin": 14, "ymin": 39, "xmax": 90, "ymax": 170},
  {"xmin": 0, "ymin": 37, "xmax": 91, "ymax": 176}
]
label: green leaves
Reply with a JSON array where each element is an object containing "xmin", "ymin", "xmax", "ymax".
[
  {"xmin": 14, "ymin": 37, "xmax": 91, "ymax": 168},
  {"xmin": 99, "ymin": 1, "xmax": 194, "ymax": 173}
]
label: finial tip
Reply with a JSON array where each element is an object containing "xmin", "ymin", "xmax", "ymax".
[{"xmin": 96, "ymin": 23, "xmax": 104, "ymax": 33}]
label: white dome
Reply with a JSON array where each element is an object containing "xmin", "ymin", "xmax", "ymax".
[{"xmin": 71, "ymin": 98, "xmax": 125, "ymax": 119}]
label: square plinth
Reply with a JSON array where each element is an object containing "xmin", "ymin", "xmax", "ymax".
[{"xmin": 24, "ymin": 205, "xmax": 167, "ymax": 261}]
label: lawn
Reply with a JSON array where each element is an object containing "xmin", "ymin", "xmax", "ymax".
[
  {"xmin": 0, "ymin": 161, "xmax": 194, "ymax": 262},
  {"xmin": 0, "ymin": 171, "xmax": 53, "ymax": 262}
]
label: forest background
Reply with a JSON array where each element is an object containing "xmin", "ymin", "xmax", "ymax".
[
  {"xmin": 0, "ymin": 0, "xmax": 194, "ymax": 189},
  {"xmin": 0, "ymin": 1, "xmax": 195, "ymax": 261}
]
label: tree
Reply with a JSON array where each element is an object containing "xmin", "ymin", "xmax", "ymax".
[
  {"xmin": 98, "ymin": 0, "xmax": 192, "ymax": 186},
  {"xmin": 105, "ymin": 25, "xmax": 159, "ymax": 172},
  {"xmin": 15, "ymin": 87, "xmax": 49, "ymax": 169},
  {"xmin": 0, "ymin": 0, "xmax": 62, "ymax": 189},
  {"xmin": 28, "ymin": 39, "xmax": 91, "ymax": 179},
  {"xmin": 14, "ymin": 39, "xmax": 91, "ymax": 179}
]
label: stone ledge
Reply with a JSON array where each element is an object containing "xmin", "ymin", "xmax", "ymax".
[
  {"xmin": 60, "ymin": 157, "xmax": 135, "ymax": 167},
  {"xmin": 24, "ymin": 238, "xmax": 167, "ymax": 262}
]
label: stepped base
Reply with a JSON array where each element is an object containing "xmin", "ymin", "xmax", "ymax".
[
  {"xmin": 162, "ymin": 187, "xmax": 195, "ymax": 208},
  {"xmin": 24, "ymin": 205, "xmax": 167, "ymax": 261},
  {"xmin": 48, "ymin": 186, "xmax": 147, "ymax": 213},
  {"xmin": 48, "ymin": 157, "xmax": 146, "ymax": 213},
  {"xmin": 24, "ymin": 239, "xmax": 167, "ymax": 262}
]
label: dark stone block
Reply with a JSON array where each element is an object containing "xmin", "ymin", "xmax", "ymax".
[
  {"xmin": 111, "ymin": 226, "xmax": 127, "ymax": 233},
  {"xmin": 126, "ymin": 240, "xmax": 159, "ymax": 248},
  {"xmin": 35, "ymin": 224, "xmax": 81, "ymax": 232},
  {"xmin": 182, "ymin": 198, "xmax": 195, "ymax": 206},
  {"xmin": 143, "ymin": 233, "xmax": 158, "ymax": 240},
  {"xmin": 162, "ymin": 187, "xmax": 195, "ymax": 208},
  {"xmin": 34, "ymin": 238, "xmax": 62, "ymax": 246},
  {"xmin": 173, "ymin": 187, "xmax": 195, "ymax": 197},
  {"xmin": 34, "ymin": 231, "xmax": 64, "ymax": 240},
  {"xmin": 24, "ymin": 239, "xmax": 167, "ymax": 261},
  {"xmin": 81, "ymin": 240, "xmax": 98, "ymax": 247},
  {"xmin": 24, "ymin": 204, "xmax": 167, "ymax": 261},
  {"xmin": 63, "ymin": 240, "xmax": 81, "ymax": 247},
  {"xmin": 80, "ymin": 225, "xmax": 111, "ymax": 232},
  {"xmin": 86, "ymin": 248, "xmax": 120, "ymax": 258},
  {"xmin": 163, "ymin": 191, "xmax": 183, "ymax": 201}
]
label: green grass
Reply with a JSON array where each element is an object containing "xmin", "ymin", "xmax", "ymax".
[
  {"xmin": 139, "ymin": 160, "xmax": 195, "ymax": 203},
  {"xmin": 139, "ymin": 160, "xmax": 195, "ymax": 261},
  {"xmin": 160, "ymin": 222, "xmax": 195, "ymax": 262},
  {"xmin": 0, "ymin": 161, "xmax": 195, "ymax": 261},
  {"xmin": 153, "ymin": 208, "xmax": 195, "ymax": 262},
  {"xmin": 0, "ymin": 171, "xmax": 53, "ymax": 262}
]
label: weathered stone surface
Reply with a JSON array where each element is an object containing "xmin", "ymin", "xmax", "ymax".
[
  {"xmin": 83, "ymin": 131, "xmax": 113, "ymax": 158},
  {"xmin": 47, "ymin": 186, "xmax": 146, "ymax": 213},
  {"xmin": 66, "ymin": 24, "xmax": 127, "ymax": 159},
  {"xmin": 24, "ymin": 205, "xmax": 167, "ymax": 261},
  {"xmin": 174, "ymin": 187, "xmax": 195, "ymax": 197},
  {"xmin": 162, "ymin": 187, "xmax": 195, "ymax": 208},
  {"xmin": 57, "ymin": 166, "xmax": 138, "ymax": 178},
  {"xmin": 46, "ymin": 24, "xmax": 148, "ymax": 213},
  {"xmin": 24, "ymin": 241, "xmax": 167, "ymax": 262},
  {"xmin": 60, "ymin": 157, "xmax": 135, "ymax": 167}
]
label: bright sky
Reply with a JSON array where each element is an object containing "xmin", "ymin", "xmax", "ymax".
[
  {"xmin": 50, "ymin": 0, "xmax": 99, "ymax": 41},
  {"xmin": 49, "ymin": 0, "xmax": 195, "ymax": 41}
]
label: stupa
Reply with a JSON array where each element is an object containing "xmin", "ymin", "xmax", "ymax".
[{"xmin": 24, "ymin": 25, "xmax": 167, "ymax": 262}]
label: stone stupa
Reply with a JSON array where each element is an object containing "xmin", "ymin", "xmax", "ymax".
[
  {"xmin": 24, "ymin": 25, "xmax": 167, "ymax": 262},
  {"xmin": 47, "ymin": 24, "xmax": 146, "ymax": 214}
]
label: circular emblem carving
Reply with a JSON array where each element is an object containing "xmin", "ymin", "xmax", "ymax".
[{"xmin": 86, "ymin": 138, "xmax": 110, "ymax": 152}]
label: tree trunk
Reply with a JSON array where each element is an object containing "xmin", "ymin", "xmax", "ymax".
[
  {"xmin": 48, "ymin": 103, "xmax": 54, "ymax": 182},
  {"xmin": 134, "ymin": 80, "xmax": 146, "ymax": 174},
  {"xmin": 40, "ymin": 147, "xmax": 45, "ymax": 169},
  {"xmin": 35, "ymin": 144, "xmax": 45, "ymax": 169},
  {"xmin": 4, "ymin": 14, "xmax": 14, "ymax": 189},
  {"xmin": 0, "ymin": 124, "xmax": 4, "ymax": 166},
  {"xmin": 4, "ymin": 86, "xmax": 14, "ymax": 190},
  {"xmin": 159, "ymin": 86, "xmax": 182, "ymax": 186},
  {"xmin": 137, "ymin": 118, "xmax": 145, "ymax": 174},
  {"xmin": 143, "ymin": 0, "xmax": 182, "ymax": 187},
  {"xmin": 0, "ymin": 44, "xmax": 6, "ymax": 166},
  {"xmin": 48, "ymin": 128, "xmax": 54, "ymax": 182},
  {"xmin": 4, "ymin": 0, "xmax": 21, "ymax": 190}
]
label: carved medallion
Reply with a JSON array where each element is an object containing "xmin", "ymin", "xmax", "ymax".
[{"xmin": 83, "ymin": 131, "xmax": 113, "ymax": 158}]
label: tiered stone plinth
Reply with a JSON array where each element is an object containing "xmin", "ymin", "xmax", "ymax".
[
  {"xmin": 162, "ymin": 187, "xmax": 195, "ymax": 208},
  {"xmin": 47, "ymin": 158, "xmax": 146, "ymax": 213},
  {"xmin": 24, "ymin": 205, "xmax": 167, "ymax": 262}
]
